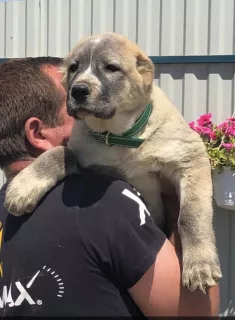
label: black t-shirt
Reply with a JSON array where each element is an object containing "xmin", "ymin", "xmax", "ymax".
[{"xmin": 0, "ymin": 172, "xmax": 166, "ymax": 317}]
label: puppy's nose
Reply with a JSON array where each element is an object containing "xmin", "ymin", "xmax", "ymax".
[{"xmin": 71, "ymin": 84, "xmax": 90, "ymax": 101}]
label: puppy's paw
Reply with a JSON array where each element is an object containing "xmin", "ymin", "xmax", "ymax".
[
  {"xmin": 5, "ymin": 169, "xmax": 54, "ymax": 216},
  {"xmin": 182, "ymin": 253, "xmax": 222, "ymax": 293}
]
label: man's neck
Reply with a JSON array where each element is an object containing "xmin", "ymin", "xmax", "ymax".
[{"xmin": 4, "ymin": 158, "xmax": 35, "ymax": 180}]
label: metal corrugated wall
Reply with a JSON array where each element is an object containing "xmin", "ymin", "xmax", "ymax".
[
  {"xmin": 0, "ymin": 0, "xmax": 234, "ymax": 57},
  {"xmin": 1, "ymin": 0, "xmax": 235, "ymax": 315}
]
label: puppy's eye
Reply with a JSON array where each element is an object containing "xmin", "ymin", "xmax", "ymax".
[
  {"xmin": 69, "ymin": 63, "xmax": 79, "ymax": 73},
  {"xmin": 105, "ymin": 64, "xmax": 120, "ymax": 72}
]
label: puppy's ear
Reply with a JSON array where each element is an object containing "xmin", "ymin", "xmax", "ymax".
[
  {"xmin": 60, "ymin": 65, "xmax": 68, "ymax": 89},
  {"xmin": 136, "ymin": 52, "xmax": 154, "ymax": 88}
]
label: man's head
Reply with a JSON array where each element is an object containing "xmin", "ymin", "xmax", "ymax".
[
  {"xmin": 0, "ymin": 57, "xmax": 74, "ymax": 173},
  {"xmin": 61, "ymin": 33, "xmax": 154, "ymax": 121}
]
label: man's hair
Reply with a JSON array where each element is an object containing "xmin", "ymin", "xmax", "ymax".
[{"xmin": 0, "ymin": 57, "xmax": 65, "ymax": 168}]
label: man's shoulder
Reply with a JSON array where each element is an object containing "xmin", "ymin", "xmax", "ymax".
[
  {"xmin": 0, "ymin": 171, "xmax": 135, "ymax": 218},
  {"xmin": 66, "ymin": 171, "xmax": 150, "ymax": 230},
  {"xmin": 41, "ymin": 170, "xmax": 135, "ymax": 211}
]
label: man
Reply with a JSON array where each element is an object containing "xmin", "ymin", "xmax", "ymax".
[{"xmin": 0, "ymin": 57, "xmax": 219, "ymax": 317}]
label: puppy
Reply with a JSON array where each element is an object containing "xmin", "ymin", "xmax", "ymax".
[{"xmin": 5, "ymin": 33, "xmax": 222, "ymax": 293}]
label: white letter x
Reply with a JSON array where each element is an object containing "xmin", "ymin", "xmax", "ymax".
[{"xmin": 122, "ymin": 189, "xmax": 150, "ymax": 226}]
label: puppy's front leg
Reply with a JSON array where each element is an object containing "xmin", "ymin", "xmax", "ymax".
[
  {"xmin": 5, "ymin": 146, "xmax": 79, "ymax": 216},
  {"xmin": 177, "ymin": 165, "xmax": 222, "ymax": 293}
]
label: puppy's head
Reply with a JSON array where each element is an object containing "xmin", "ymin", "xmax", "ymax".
[{"xmin": 61, "ymin": 33, "xmax": 154, "ymax": 120}]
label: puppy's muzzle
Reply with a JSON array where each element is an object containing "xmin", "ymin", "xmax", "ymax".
[{"xmin": 68, "ymin": 84, "xmax": 91, "ymax": 117}]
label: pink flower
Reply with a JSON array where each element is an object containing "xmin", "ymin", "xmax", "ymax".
[
  {"xmin": 193, "ymin": 126, "xmax": 202, "ymax": 134},
  {"xmin": 217, "ymin": 122, "xmax": 227, "ymax": 132},
  {"xmin": 197, "ymin": 113, "xmax": 212, "ymax": 126},
  {"xmin": 210, "ymin": 132, "xmax": 217, "ymax": 140},
  {"xmin": 226, "ymin": 126, "xmax": 235, "ymax": 136},
  {"xmin": 222, "ymin": 143, "xmax": 235, "ymax": 150},
  {"xmin": 200, "ymin": 126, "xmax": 212, "ymax": 135},
  {"xmin": 226, "ymin": 117, "xmax": 235, "ymax": 122},
  {"xmin": 189, "ymin": 121, "xmax": 195, "ymax": 129}
]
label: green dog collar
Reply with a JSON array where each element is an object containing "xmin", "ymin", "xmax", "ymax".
[{"xmin": 86, "ymin": 103, "xmax": 153, "ymax": 148}]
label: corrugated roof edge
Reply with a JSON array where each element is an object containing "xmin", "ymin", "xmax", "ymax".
[{"xmin": 1, "ymin": 55, "xmax": 235, "ymax": 64}]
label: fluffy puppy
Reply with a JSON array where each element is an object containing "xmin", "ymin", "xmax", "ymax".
[{"xmin": 5, "ymin": 33, "xmax": 222, "ymax": 293}]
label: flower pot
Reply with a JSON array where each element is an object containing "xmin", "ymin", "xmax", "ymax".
[{"xmin": 213, "ymin": 167, "xmax": 235, "ymax": 210}]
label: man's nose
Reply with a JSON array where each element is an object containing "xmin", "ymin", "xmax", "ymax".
[{"xmin": 71, "ymin": 84, "xmax": 90, "ymax": 102}]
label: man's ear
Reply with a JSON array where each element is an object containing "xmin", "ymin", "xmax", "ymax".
[
  {"xmin": 136, "ymin": 52, "xmax": 154, "ymax": 88},
  {"xmin": 25, "ymin": 117, "xmax": 54, "ymax": 153}
]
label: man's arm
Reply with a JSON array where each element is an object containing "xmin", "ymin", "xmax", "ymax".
[
  {"xmin": 128, "ymin": 238, "xmax": 220, "ymax": 317},
  {"xmin": 81, "ymin": 179, "xmax": 220, "ymax": 317},
  {"xmin": 129, "ymin": 190, "xmax": 220, "ymax": 316},
  {"xmin": 128, "ymin": 190, "xmax": 218, "ymax": 317}
]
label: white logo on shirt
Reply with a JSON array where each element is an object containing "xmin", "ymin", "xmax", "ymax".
[
  {"xmin": 122, "ymin": 189, "xmax": 150, "ymax": 226},
  {"xmin": 0, "ymin": 265, "xmax": 64, "ymax": 309},
  {"xmin": 0, "ymin": 270, "xmax": 39, "ymax": 308}
]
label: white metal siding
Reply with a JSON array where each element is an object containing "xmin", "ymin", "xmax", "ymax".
[
  {"xmin": 1, "ymin": 0, "xmax": 235, "ymax": 316},
  {"xmin": 0, "ymin": 0, "xmax": 235, "ymax": 57}
]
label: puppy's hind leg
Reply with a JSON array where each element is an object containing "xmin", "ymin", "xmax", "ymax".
[
  {"xmin": 5, "ymin": 146, "xmax": 79, "ymax": 216},
  {"xmin": 177, "ymin": 165, "xmax": 222, "ymax": 293}
]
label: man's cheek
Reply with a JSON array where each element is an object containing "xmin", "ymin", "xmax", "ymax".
[{"xmin": 50, "ymin": 125, "xmax": 71, "ymax": 147}]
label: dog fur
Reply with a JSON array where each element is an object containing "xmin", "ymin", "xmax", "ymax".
[{"xmin": 5, "ymin": 33, "xmax": 222, "ymax": 293}]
